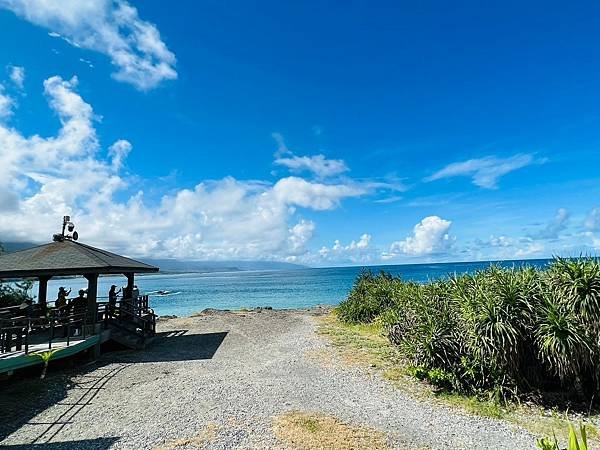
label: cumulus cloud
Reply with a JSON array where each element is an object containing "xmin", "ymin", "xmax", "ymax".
[
  {"xmin": 515, "ymin": 242, "xmax": 544, "ymax": 258},
  {"xmin": 0, "ymin": 75, "xmax": 371, "ymax": 261},
  {"xmin": 0, "ymin": 0, "xmax": 176, "ymax": 90},
  {"xmin": 7, "ymin": 65, "xmax": 25, "ymax": 88},
  {"xmin": 317, "ymin": 233, "xmax": 374, "ymax": 264},
  {"xmin": 487, "ymin": 235, "xmax": 514, "ymax": 248},
  {"xmin": 531, "ymin": 208, "xmax": 570, "ymax": 240},
  {"xmin": 287, "ymin": 220, "xmax": 316, "ymax": 255},
  {"xmin": 425, "ymin": 154, "xmax": 540, "ymax": 189},
  {"xmin": 389, "ymin": 216, "xmax": 454, "ymax": 256},
  {"xmin": 272, "ymin": 177, "xmax": 364, "ymax": 210},
  {"xmin": 270, "ymin": 133, "xmax": 406, "ymax": 208}
]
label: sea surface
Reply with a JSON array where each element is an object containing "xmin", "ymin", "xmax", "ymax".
[{"xmin": 37, "ymin": 259, "xmax": 553, "ymax": 317}]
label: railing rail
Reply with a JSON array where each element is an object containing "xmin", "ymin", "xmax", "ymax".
[
  {"xmin": 0, "ymin": 294, "xmax": 156, "ymax": 355},
  {"xmin": 0, "ymin": 309, "xmax": 89, "ymax": 355},
  {"xmin": 96, "ymin": 295, "xmax": 156, "ymax": 337}
]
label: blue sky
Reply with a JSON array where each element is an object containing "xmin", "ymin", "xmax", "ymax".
[{"xmin": 0, "ymin": 0, "xmax": 599, "ymax": 265}]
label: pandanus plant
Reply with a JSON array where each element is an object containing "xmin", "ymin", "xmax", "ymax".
[
  {"xmin": 29, "ymin": 349, "xmax": 60, "ymax": 379},
  {"xmin": 536, "ymin": 421, "xmax": 588, "ymax": 450}
]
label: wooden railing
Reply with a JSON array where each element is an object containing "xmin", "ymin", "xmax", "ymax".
[
  {"xmin": 0, "ymin": 294, "xmax": 156, "ymax": 355},
  {"xmin": 96, "ymin": 295, "xmax": 156, "ymax": 337},
  {"xmin": 0, "ymin": 308, "xmax": 89, "ymax": 355}
]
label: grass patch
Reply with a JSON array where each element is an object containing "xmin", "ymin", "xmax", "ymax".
[
  {"xmin": 316, "ymin": 312, "xmax": 399, "ymax": 369},
  {"xmin": 272, "ymin": 411, "xmax": 388, "ymax": 450},
  {"xmin": 154, "ymin": 423, "xmax": 219, "ymax": 450},
  {"xmin": 316, "ymin": 312, "xmax": 600, "ymax": 446}
]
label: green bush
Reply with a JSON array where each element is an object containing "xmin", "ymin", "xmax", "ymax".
[
  {"xmin": 0, "ymin": 243, "xmax": 33, "ymax": 308},
  {"xmin": 337, "ymin": 257, "xmax": 600, "ymax": 404},
  {"xmin": 337, "ymin": 270, "xmax": 401, "ymax": 324}
]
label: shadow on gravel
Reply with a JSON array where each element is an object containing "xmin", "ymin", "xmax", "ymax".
[
  {"xmin": 1, "ymin": 437, "xmax": 119, "ymax": 449},
  {"xmin": 0, "ymin": 331, "xmax": 227, "ymax": 445},
  {"xmin": 0, "ymin": 362, "xmax": 128, "ymax": 445},
  {"xmin": 112, "ymin": 330, "xmax": 228, "ymax": 363}
]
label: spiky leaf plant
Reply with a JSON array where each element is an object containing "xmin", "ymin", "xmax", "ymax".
[
  {"xmin": 534, "ymin": 286, "xmax": 593, "ymax": 397},
  {"xmin": 548, "ymin": 257, "xmax": 600, "ymax": 321}
]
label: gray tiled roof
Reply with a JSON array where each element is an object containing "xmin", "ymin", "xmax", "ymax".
[{"xmin": 0, "ymin": 240, "xmax": 159, "ymax": 278}]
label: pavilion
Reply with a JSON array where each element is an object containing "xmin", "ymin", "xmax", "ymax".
[
  {"xmin": 0, "ymin": 239, "xmax": 159, "ymax": 314},
  {"xmin": 0, "ymin": 219, "xmax": 159, "ymax": 375}
]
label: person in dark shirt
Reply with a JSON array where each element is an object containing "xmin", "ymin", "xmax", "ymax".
[
  {"xmin": 108, "ymin": 285, "xmax": 121, "ymax": 318},
  {"xmin": 70, "ymin": 289, "xmax": 87, "ymax": 313},
  {"xmin": 55, "ymin": 287, "xmax": 71, "ymax": 316},
  {"xmin": 67, "ymin": 289, "xmax": 87, "ymax": 337}
]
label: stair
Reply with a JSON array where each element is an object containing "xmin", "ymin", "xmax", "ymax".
[
  {"xmin": 109, "ymin": 327, "xmax": 147, "ymax": 350},
  {"xmin": 103, "ymin": 305, "xmax": 157, "ymax": 350}
]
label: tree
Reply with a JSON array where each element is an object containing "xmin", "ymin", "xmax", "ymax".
[{"xmin": 0, "ymin": 241, "xmax": 33, "ymax": 307}]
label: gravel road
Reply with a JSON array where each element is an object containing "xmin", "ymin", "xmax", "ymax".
[{"xmin": 0, "ymin": 308, "xmax": 535, "ymax": 449}]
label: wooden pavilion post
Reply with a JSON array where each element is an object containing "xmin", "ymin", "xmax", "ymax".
[
  {"xmin": 84, "ymin": 273, "xmax": 99, "ymax": 323},
  {"xmin": 124, "ymin": 273, "xmax": 134, "ymax": 299},
  {"xmin": 38, "ymin": 275, "xmax": 51, "ymax": 307}
]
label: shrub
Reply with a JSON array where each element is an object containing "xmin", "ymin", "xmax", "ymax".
[
  {"xmin": 337, "ymin": 257, "xmax": 600, "ymax": 404},
  {"xmin": 337, "ymin": 270, "xmax": 400, "ymax": 324}
]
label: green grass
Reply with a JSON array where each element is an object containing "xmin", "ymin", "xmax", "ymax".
[{"xmin": 317, "ymin": 313, "xmax": 401, "ymax": 370}]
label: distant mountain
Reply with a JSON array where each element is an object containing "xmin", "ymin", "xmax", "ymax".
[
  {"xmin": 0, "ymin": 241, "xmax": 305, "ymax": 273},
  {"xmin": 1, "ymin": 241, "xmax": 38, "ymax": 252},
  {"xmin": 144, "ymin": 258, "xmax": 305, "ymax": 273}
]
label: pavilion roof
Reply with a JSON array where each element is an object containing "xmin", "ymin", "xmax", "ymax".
[{"xmin": 0, "ymin": 240, "xmax": 159, "ymax": 279}]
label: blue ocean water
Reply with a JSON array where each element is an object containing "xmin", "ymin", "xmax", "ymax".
[{"xmin": 40, "ymin": 259, "xmax": 552, "ymax": 317}]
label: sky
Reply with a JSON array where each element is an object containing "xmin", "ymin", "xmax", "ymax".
[{"xmin": 0, "ymin": 0, "xmax": 599, "ymax": 266}]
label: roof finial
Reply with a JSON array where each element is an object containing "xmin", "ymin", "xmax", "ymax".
[{"xmin": 53, "ymin": 215, "xmax": 79, "ymax": 242}]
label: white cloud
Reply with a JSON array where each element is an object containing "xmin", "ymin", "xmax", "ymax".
[
  {"xmin": 374, "ymin": 195, "xmax": 402, "ymax": 204},
  {"xmin": 7, "ymin": 65, "xmax": 25, "ymax": 88},
  {"xmin": 79, "ymin": 58, "xmax": 95, "ymax": 69},
  {"xmin": 389, "ymin": 216, "xmax": 454, "ymax": 256},
  {"xmin": 272, "ymin": 177, "xmax": 365, "ymax": 210},
  {"xmin": 515, "ymin": 242, "xmax": 544, "ymax": 258},
  {"xmin": 108, "ymin": 139, "xmax": 132, "ymax": 170},
  {"xmin": 0, "ymin": 75, "xmax": 371, "ymax": 262},
  {"xmin": 271, "ymin": 132, "xmax": 289, "ymax": 158},
  {"xmin": 274, "ymin": 154, "xmax": 349, "ymax": 179},
  {"xmin": 585, "ymin": 208, "xmax": 600, "ymax": 231},
  {"xmin": 532, "ymin": 208, "xmax": 569, "ymax": 240},
  {"xmin": 425, "ymin": 153, "xmax": 540, "ymax": 189},
  {"xmin": 0, "ymin": 85, "xmax": 14, "ymax": 118},
  {"xmin": 270, "ymin": 134, "xmax": 405, "ymax": 206},
  {"xmin": 271, "ymin": 132, "xmax": 349, "ymax": 179},
  {"xmin": 0, "ymin": 0, "xmax": 176, "ymax": 90},
  {"xmin": 287, "ymin": 220, "xmax": 315, "ymax": 254},
  {"xmin": 487, "ymin": 235, "xmax": 513, "ymax": 247},
  {"xmin": 317, "ymin": 233, "xmax": 374, "ymax": 264}
]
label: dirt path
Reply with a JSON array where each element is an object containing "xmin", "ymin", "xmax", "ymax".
[{"xmin": 0, "ymin": 309, "xmax": 535, "ymax": 449}]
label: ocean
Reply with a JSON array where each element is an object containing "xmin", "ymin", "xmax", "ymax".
[{"xmin": 38, "ymin": 259, "xmax": 552, "ymax": 317}]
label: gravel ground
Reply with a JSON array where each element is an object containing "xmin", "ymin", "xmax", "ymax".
[{"xmin": 0, "ymin": 308, "xmax": 536, "ymax": 449}]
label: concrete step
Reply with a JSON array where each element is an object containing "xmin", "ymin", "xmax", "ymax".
[{"xmin": 109, "ymin": 328, "xmax": 145, "ymax": 350}]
